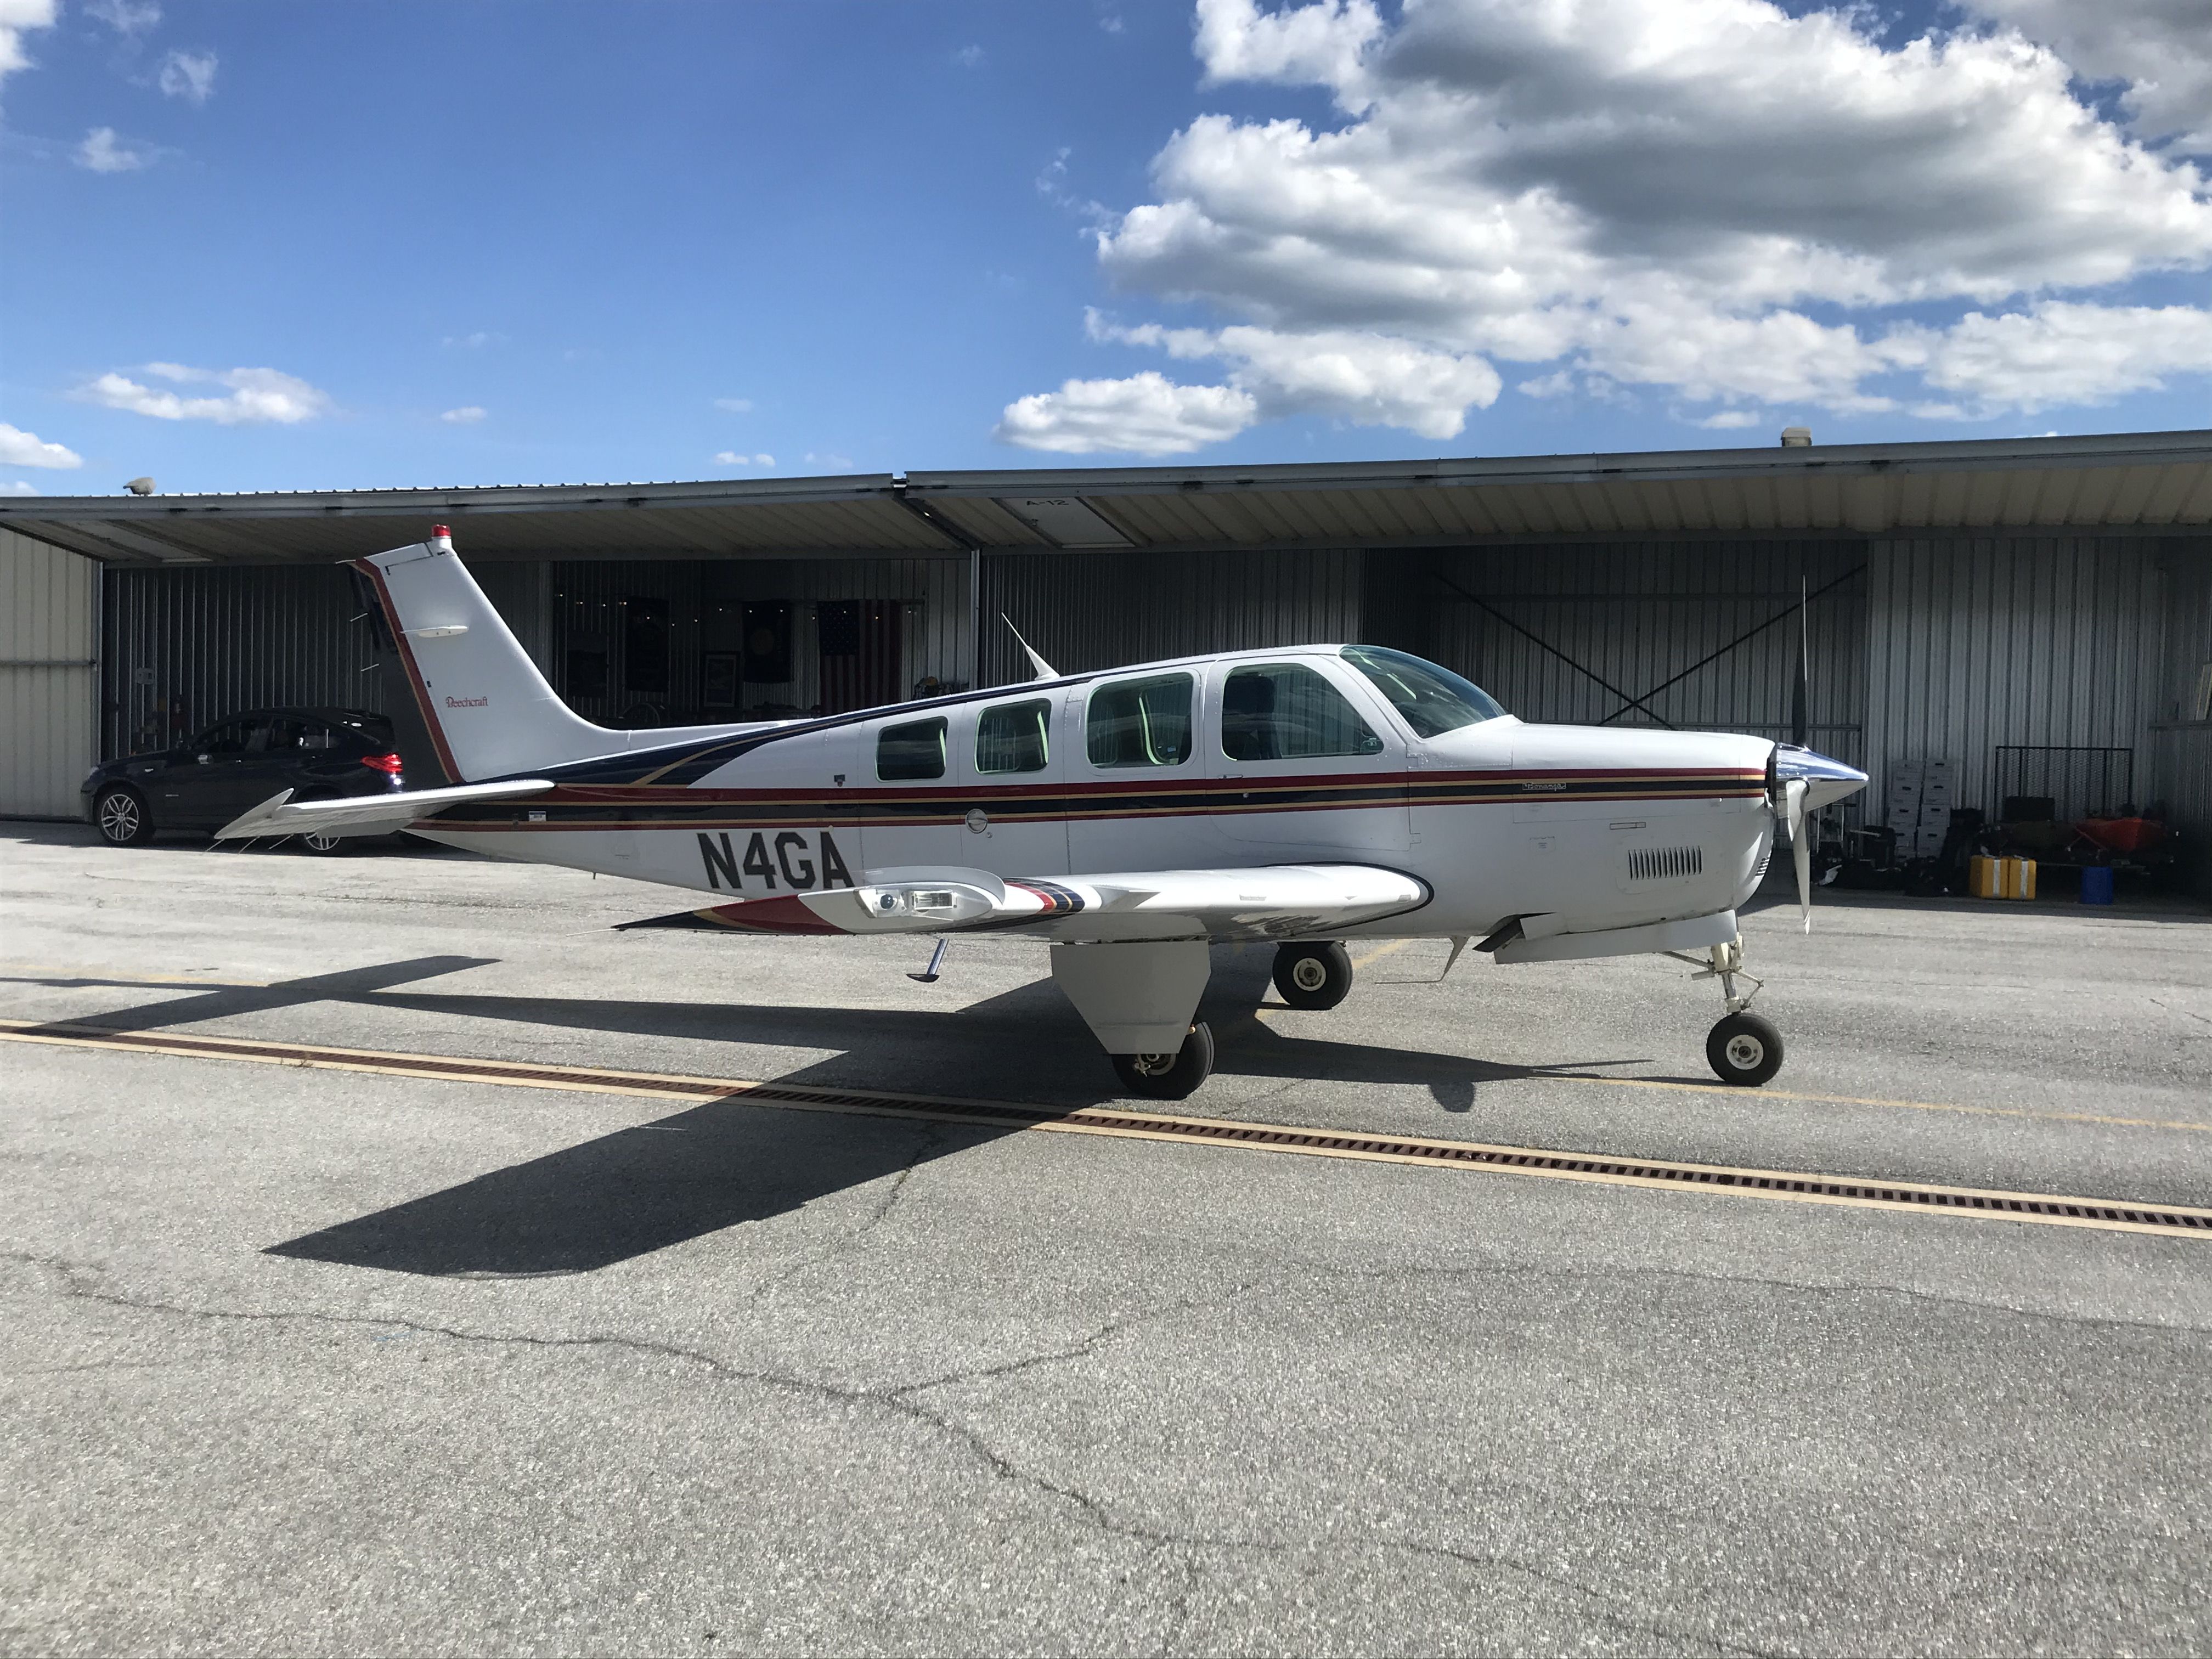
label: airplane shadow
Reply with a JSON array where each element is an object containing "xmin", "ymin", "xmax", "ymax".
[{"xmin": 12, "ymin": 950, "xmax": 1643, "ymax": 1278}]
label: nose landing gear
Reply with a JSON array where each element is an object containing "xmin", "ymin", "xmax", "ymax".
[{"xmin": 1667, "ymin": 938, "xmax": 1786, "ymax": 1086}]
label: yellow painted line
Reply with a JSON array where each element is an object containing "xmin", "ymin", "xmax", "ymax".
[
  {"xmin": 2, "ymin": 1018, "xmax": 2207, "ymax": 1240},
  {"xmin": 1348, "ymin": 938, "xmax": 1417, "ymax": 971},
  {"xmin": 0, "ymin": 965, "xmax": 275, "ymax": 988},
  {"xmin": 1543, "ymin": 1071, "xmax": 2212, "ymax": 1138},
  {"xmin": 11, "ymin": 963, "xmax": 2204, "ymax": 1142}
]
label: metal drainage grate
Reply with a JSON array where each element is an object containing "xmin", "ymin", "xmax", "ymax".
[{"xmin": 8, "ymin": 1019, "xmax": 2210, "ymax": 1238}]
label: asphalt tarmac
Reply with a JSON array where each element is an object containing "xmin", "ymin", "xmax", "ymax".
[{"xmin": 3, "ymin": 819, "xmax": 2209, "ymax": 1656}]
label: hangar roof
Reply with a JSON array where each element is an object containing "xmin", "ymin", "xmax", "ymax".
[{"xmin": 5, "ymin": 428, "xmax": 2208, "ymax": 567}]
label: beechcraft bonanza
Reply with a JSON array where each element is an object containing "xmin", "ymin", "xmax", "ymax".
[{"xmin": 217, "ymin": 528, "xmax": 1869, "ymax": 1099}]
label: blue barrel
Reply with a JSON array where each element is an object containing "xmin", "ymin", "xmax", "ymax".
[{"xmin": 2080, "ymin": 865, "xmax": 2115, "ymax": 905}]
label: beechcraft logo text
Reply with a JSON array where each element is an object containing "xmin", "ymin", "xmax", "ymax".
[{"xmin": 444, "ymin": 695, "xmax": 489, "ymax": 708}]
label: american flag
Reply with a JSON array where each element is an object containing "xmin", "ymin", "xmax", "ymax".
[{"xmin": 816, "ymin": 600, "xmax": 903, "ymax": 714}]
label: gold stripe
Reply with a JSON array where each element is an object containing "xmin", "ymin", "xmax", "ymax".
[{"xmin": 2, "ymin": 1019, "xmax": 2201, "ymax": 1239}]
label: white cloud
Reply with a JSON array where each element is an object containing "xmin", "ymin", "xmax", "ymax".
[
  {"xmin": 76, "ymin": 126, "xmax": 153, "ymax": 172},
  {"xmin": 1100, "ymin": 14, "xmax": 1126, "ymax": 33},
  {"xmin": 78, "ymin": 363, "xmax": 334, "ymax": 425},
  {"xmin": 2, "ymin": 480, "xmax": 42, "ymax": 495},
  {"xmin": 441, "ymin": 331, "xmax": 505, "ymax": 349},
  {"xmin": 713, "ymin": 397, "xmax": 753, "ymax": 413},
  {"xmin": 953, "ymin": 44, "xmax": 984, "ymax": 67},
  {"xmin": 1901, "ymin": 302, "xmax": 2212, "ymax": 415},
  {"xmin": 157, "ymin": 48, "xmax": 216, "ymax": 104},
  {"xmin": 0, "ymin": 0, "xmax": 57, "ymax": 84},
  {"xmin": 439, "ymin": 406, "xmax": 486, "ymax": 425},
  {"xmin": 1695, "ymin": 410, "xmax": 1764, "ymax": 430},
  {"xmin": 1007, "ymin": 0, "xmax": 2212, "ymax": 448},
  {"xmin": 83, "ymin": 0, "xmax": 157, "ymax": 38},
  {"xmin": 1959, "ymin": 0, "xmax": 2212, "ymax": 153},
  {"xmin": 996, "ymin": 370, "xmax": 1259, "ymax": 454},
  {"xmin": 0, "ymin": 423, "xmax": 81, "ymax": 467},
  {"xmin": 715, "ymin": 451, "xmax": 776, "ymax": 467},
  {"xmin": 1090, "ymin": 309, "xmax": 1499, "ymax": 437}
]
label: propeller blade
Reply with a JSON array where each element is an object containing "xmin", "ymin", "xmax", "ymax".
[
  {"xmin": 1786, "ymin": 777, "xmax": 1812, "ymax": 933},
  {"xmin": 1790, "ymin": 575, "xmax": 1809, "ymax": 748}
]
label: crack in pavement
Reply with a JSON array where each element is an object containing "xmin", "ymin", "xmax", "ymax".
[{"xmin": 2, "ymin": 1248, "xmax": 1796, "ymax": 1654}]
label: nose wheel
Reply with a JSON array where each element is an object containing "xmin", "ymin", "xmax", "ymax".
[
  {"xmin": 1706, "ymin": 1011, "xmax": 1785, "ymax": 1086},
  {"xmin": 1668, "ymin": 938, "xmax": 1787, "ymax": 1086}
]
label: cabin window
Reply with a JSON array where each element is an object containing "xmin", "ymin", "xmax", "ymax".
[
  {"xmin": 1220, "ymin": 664, "xmax": 1383, "ymax": 761},
  {"xmin": 877, "ymin": 716, "xmax": 947, "ymax": 781},
  {"xmin": 976, "ymin": 698, "xmax": 1051, "ymax": 775},
  {"xmin": 1086, "ymin": 673, "xmax": 1193, "ymax": 768}
]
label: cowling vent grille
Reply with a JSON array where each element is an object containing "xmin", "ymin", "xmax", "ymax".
[{"xmin": 1628, "ymin": 845, "xmax": 1703, "ymax": 881}]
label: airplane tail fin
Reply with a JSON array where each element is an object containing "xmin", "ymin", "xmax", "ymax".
[{"xmin": 353, "ymin": 527, "xmax": 614, "ymax": 782}]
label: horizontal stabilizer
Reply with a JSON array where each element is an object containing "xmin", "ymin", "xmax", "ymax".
[{"xmin": 215, "ymin": 778, "xmax": 553, "ymax": 840}]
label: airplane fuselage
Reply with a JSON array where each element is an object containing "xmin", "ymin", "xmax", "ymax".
[{"xmin": 413, "ymin": 645, "xmax": 1778, "ymax": 943}]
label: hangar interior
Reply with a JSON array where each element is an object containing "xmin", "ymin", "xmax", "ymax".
[{"xmin": 4, "ymin": 431, "xmax": 2208, "ymax": 893}]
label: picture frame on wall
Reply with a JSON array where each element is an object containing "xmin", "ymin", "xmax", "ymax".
[{"xmin": 702, "ymin": 651, "xmax": 739, "ymax": 708}]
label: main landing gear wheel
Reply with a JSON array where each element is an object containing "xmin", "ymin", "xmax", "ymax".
[
  {"xmin": 94, "ymin": 786, "xmax": 154, "ymax": 847},
  {"xmin": 296, "ymin": 830, "xmax": 348, "ymax": 856},
  {"xmin": 1706, "ymin": 1011, "xmax": 1785, "ymax": 1087},
  {"xmin": 1272, "ymin": 942, "xmax": 1352, "ymax": 1011},
  {"xmin": 1112, "ymin": 1022, "xmax": 1216, "ymax": 1101}
]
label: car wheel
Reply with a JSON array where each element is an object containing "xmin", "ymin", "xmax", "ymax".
[{"xmin": 94, "ymin": 786, "xmax": 155, "ymax": 847}]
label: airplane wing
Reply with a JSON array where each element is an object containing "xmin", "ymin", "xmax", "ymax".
[
  {"xmin": 214, "ymin": 779, "xmax": 554, "ymax": 840},
  {"xmin": 689, "ymin": 864, "xmax": 1431, "ymax": 944}
]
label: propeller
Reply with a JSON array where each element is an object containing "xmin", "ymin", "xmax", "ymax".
[
  {"xmin": 1785, "ymin": 776, "xmax": 1812, "ymax": 934},
  {"xmin": 1783, "ymin": 574, "xmax": 1813, "ymax": 933}
]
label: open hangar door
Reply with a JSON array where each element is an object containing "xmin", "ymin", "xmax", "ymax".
[
  {"xmin": 0, "ymin": 530, "xmax": 100, "ymax": 820},
  {"xmin": 1365, "ymin": 540, "xmax": 1868, "ymax": 804}
]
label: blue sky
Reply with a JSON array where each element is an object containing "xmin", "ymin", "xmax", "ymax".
[{"xmin": 3, "ymin": 0, "xmax": 2208, "ymax": 495}]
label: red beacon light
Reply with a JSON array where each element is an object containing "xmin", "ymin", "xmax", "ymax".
[
  {"xmin": 361, "ymin": 752, "xmax": 405, "ymax": 775},
  {"xmin": 430, "ymin": 523, "xmax": 453, "ymax": 551}
]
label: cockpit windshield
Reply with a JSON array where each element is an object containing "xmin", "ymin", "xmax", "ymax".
[{"xmin": 1340, "ymin": 646, "xmax": 1506, "ymax": 737}]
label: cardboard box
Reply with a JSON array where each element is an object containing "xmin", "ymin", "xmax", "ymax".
[{"xmin": 1920, "ymin": 780, "xmax": 1954, "ymax": 805}]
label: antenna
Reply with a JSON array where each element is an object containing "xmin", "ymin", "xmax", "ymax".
[{"xmin": 1002, "ymin": 614, "xmax": 1057, "ymax": 681}]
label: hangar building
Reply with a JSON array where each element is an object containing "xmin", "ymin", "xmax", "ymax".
[{"xmin": 3, "ymin": 428, "xmax": 2209, "ymax": 890}]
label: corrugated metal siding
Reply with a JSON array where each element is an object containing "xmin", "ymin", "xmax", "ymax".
[
  {"xmin": 977, "ymin": 548, "xmax": 1364, "ymax": 687},
  {"xmin": 550, "ymin": 556, "xmax": 970, "ymax": 721},
  {"xmin": 2148, "ymin": 541, "xmax": 2212, "ymax": 894},
  {"xmin": 1863, "ymin": 537, "xmax": 2166, "ymax": 820},
  {"xmin": 100, "ymin": 564, "xmax": 387, "ymax": 759},
  {"xmin": 0, "ymin": 529, "xmax": 99, "ymax": 817},
  {"xmin": 1395, "ymin": 540, "xmax": 1867, "ymax": 771}
]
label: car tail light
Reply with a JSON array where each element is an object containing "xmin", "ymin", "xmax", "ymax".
[{"xmin": 361, "ymin": 752, "xmax": 404, "ymax": 775}]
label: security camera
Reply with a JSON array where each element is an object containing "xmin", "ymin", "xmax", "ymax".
[{"xmin": 125, "ymin": 477, "xmax": 156, "ymax": 496}]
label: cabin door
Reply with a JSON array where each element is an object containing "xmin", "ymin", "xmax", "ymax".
[{"xmin": 1206, "ymin": 658, "xmax": 1410, "ymax": 854}]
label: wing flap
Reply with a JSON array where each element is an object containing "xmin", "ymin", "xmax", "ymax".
[{"xmin": 215, "ymin": 778, "xmax": 554, "ymax": 840}]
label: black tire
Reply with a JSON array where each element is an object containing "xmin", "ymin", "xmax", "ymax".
[
  {"xmin": 289, "ymin": 791, "xmax": 348, "ymax": 855},
  {"xmin": 1706, "ymin": 1011, "xmax": 1785, "ymax": 1087},
  {"xmin": 1272, "ymin": 941, "xmax": 1353, "ymax": 1010},
  {"xmin": 93, "ymin": 786, "xmax": 155, "ymax": 847},
  {"xmin": 1111, "ymin": 1022, "xmax": 1216, "ymax": 1101}
]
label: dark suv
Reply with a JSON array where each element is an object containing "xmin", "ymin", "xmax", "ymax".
[{"xmin": 83, "ymin": 707, "xmax": 409, "ymax": 852}]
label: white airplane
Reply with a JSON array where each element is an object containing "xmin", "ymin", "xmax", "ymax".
[{"xmin": 219, "ymin": 528, "xmax": 1868, "ymax": 1098}]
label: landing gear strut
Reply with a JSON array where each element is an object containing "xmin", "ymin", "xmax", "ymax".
[
  {"xmin": 1272, "ymin": 942, "xmax": 1352, "ymax": 1010},
  {"xmin": 1112, "ymin": 1022, "xmax": 1216, "ymax": 1100},
  {"xmin": 1667, "ymin": 938, "xmax": 1786, "ymax": 1086}
]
